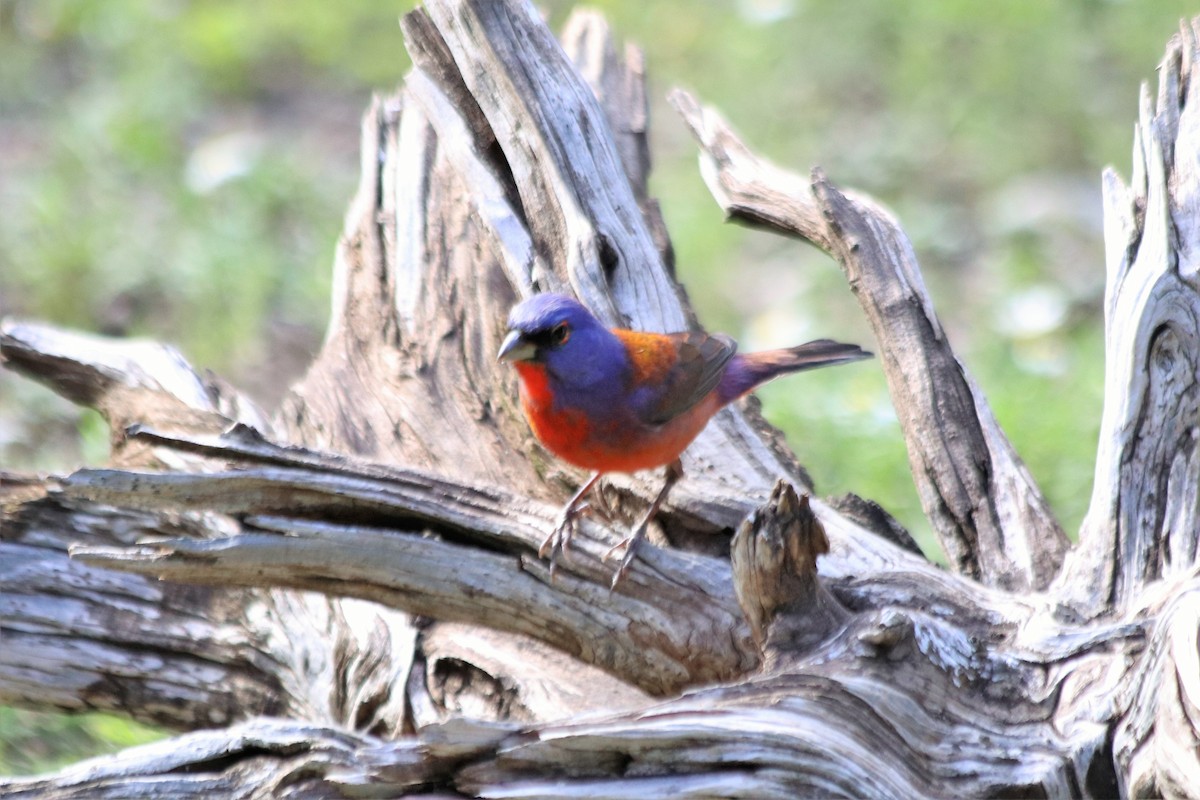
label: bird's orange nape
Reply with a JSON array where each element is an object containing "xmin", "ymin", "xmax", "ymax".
[{"xmin": 612, "ymin": 329, "xmax": 679, "ymax": 384}]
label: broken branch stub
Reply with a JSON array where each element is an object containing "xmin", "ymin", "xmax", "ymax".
[{"xmin": 731, "ymin": 481, "xmax": 849, "ymax": 661}]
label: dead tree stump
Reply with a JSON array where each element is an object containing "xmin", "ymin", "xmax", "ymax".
[{"xmin": 2, "ymin": 3, "xmax": 1198, "ymax": 797}]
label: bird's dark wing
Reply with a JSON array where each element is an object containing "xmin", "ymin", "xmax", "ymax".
[{"xmin": 616, "ymin": 329, "xmax": 738, "ymax": 425}]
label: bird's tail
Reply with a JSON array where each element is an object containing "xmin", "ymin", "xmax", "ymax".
[{"xmin": 718, "ymin": 339, "xmax": 872, "ymax": 402}]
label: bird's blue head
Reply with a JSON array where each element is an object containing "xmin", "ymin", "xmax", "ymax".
[{"xmin": 498, "ymin": 293, "xmax": 627, "ymax": 391}]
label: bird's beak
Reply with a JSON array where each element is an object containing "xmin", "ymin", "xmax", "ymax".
[{"xmin": 497, "ymin": 329, "xmax": 536, "ymax": 362}]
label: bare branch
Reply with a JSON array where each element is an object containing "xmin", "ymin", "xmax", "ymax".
[
  {"xmin": 62, "ymin": 428, "xmax": 758, "ymax": 695},
  {"xmin": 0, "ymin": 320, "xmax": 270, "ymax": 466},
  {"xmin": 672, "ymin": 90, "xmax": 1069, "ymax": 592}
]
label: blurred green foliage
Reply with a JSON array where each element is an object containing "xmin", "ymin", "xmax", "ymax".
[
  {"xmin": 1, "ymin": 0, "xmax": 1195, "ymax": 776},
  {"xmin": 0, "ymin": 708, "xmax": 163, "ymax": 776}
]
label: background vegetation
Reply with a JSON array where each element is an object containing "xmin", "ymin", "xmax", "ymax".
[{"xmin": 1, "ymin": 0, "xmax": 1195, "ymax": 773}]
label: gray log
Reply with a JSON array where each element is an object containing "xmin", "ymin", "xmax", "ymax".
[{"xmin": 2, "ymin": 2, "xmax": 1198, "ymax": 798}]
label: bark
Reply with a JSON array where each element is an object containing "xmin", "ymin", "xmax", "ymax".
[{"xmin": 2, "ymin": 2, "xmax": 1199, "ymax": 798}]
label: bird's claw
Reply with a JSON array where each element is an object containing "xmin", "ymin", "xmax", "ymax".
[
  {"xmin": 602, "ymin": 525, "xmax": 647, "ymax": 590},
  {"xmin": 537, "ymin": 467, "xmax": 669, "ymax": 588},
  {"xmin": 539, "ymin": 502, "xmax": 591, "ymax": 576}
]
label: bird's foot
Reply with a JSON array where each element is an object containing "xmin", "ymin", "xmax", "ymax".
[
  {"xmin": 602, "ymin": 523, "xmax": 647, "ymax": 590},
  {"xmin": 539, "ymin": 501, "xmax": 592, "ymax": 577},
  {"xmin": 600, "ymin": 460, "xmax": 681, "ymax": 590},
  {"xmin": 537, "ymin": 473, "xmax": 605, "ymax": 579}
]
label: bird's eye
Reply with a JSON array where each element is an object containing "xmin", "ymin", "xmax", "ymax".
[{"xmin": 550, "ymin": 322, "xmax": 570, "ymax": 346}]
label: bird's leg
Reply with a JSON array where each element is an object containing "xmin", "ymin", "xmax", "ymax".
[
  {"xmin": 540, "ymin": 472, "xmax": 603, "ymax": 573},
  {"xmin": 588, "ymin": 476, "xmax": 616, "ymax": 521},
  {"xmin": 604, "ymin": 458, "xmax": 684, "ymax": 588}
]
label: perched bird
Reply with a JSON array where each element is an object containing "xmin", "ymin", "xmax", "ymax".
[{"xmin": 497, "ymin": 292, "xmax": 870, "ymax": 587}]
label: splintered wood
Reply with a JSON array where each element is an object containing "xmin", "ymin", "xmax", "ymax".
[{"xmin": 2, "ymin": 2, "xmax": 1198, "ymax": 797}]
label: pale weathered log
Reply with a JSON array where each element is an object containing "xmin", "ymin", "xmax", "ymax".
[
  {"xmin": 2, "ymin": 1, "xmax": 1199, "ymax": 797},
  {"xmin": 0, "ymin": 319, "xmax": 271, "ymax": 468},
  {"xmin": 0, "ymin": 716, "xmax": 515, "ymax": 799},
  {"xmin": 1060, "ymin": 24, "xmax": 1200, "ymax": 786},
  {"xmin": 0, "ymin": 327, "xmax": 419, "ymax": 737},
  {"xmin": 0, "ymin": 478, "xmax": 422, "ymax": 736},
  {"xmin": 53, "ymin": 425, "xmax": 1149, "ymax": 796},
  {"xmin": 1114, "ymin": 577, "xmax": 1200, "ymax": 798},
  {"xmin": 0, "ymin": 481, "xmax": 281, "ymax": 730},
  {"xmin": 63, "ymin": 433, "xmax": 758, "ymax": 695}
]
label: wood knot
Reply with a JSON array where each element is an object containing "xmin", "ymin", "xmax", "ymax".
[
  {"xmin": 597, "ymin": 233, "xmax": 621, "ymax": 281},
  {"xmin": 857, "ymin": 608, "xmax": 913, "ymax": 657}
]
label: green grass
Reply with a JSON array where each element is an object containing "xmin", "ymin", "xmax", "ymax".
[
  {"xmin": 0, "ymin": 708, "xmax": 163, "ymax": 776},
  {"xmin": 1, "ymin": 0, "xmax": 1195, "ymax": 774}
]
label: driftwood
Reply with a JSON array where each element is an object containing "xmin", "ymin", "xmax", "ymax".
[{"xmin": 1, "ymin": 1, "xmax": 1198, "ymax": 797}]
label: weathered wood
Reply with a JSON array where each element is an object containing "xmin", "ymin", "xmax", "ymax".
[
  {"xmin": 731, "ymin": 481, "xmax": 849, "ymax": 662},
  {"xmin": 1114, "ymin": 577, "xmax": 1200, "ymax": 798},
  {"xmin": 1063, "ymin": 20, "xmax": 1200, "ymax": 620},
  {"xmin": 0, "ymin": 478, "xmax": 421, "ymax": 736},
  {"xmin": 63, "ymin": 432, "xmax": 758, "ymax": 696},
  {"xmin": 0, "ymin": 716, "xmax": 515, "ymax": 799},
  {"xmin": 670, "ymin": 89, "xmax": 1069, "ymax": 593},
  {"xmin": 0, "ymin": 319, "xmax": 271, "ymax": 467},
  {"xmin": 14, "ymin": 416, "xmax": 1150, "ymax": 796},
  {"xmin": 0, "ymin": 483, "xmax": 282, "ymax": 730},
  {"xmin": 2, "ymin": 2, "xmax": 1199, "ymax": 797}
]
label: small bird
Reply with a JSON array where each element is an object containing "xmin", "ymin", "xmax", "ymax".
[{"xmin": 498, "ymin": 293, "xmax": 870, "ymax": 587}]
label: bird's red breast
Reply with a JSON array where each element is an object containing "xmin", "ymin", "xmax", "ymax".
[
  {"xmin": 513, "ymin": 353, "xmax": 721, "ymax": 475},
  {"xmin": 514, "ymin": 360, "xmax": 594, "ymax": 463}
]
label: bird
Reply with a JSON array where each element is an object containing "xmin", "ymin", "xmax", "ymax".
[{"xmin": 497, "ymin": 292, "xmax": 871, "ymax": 587}]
